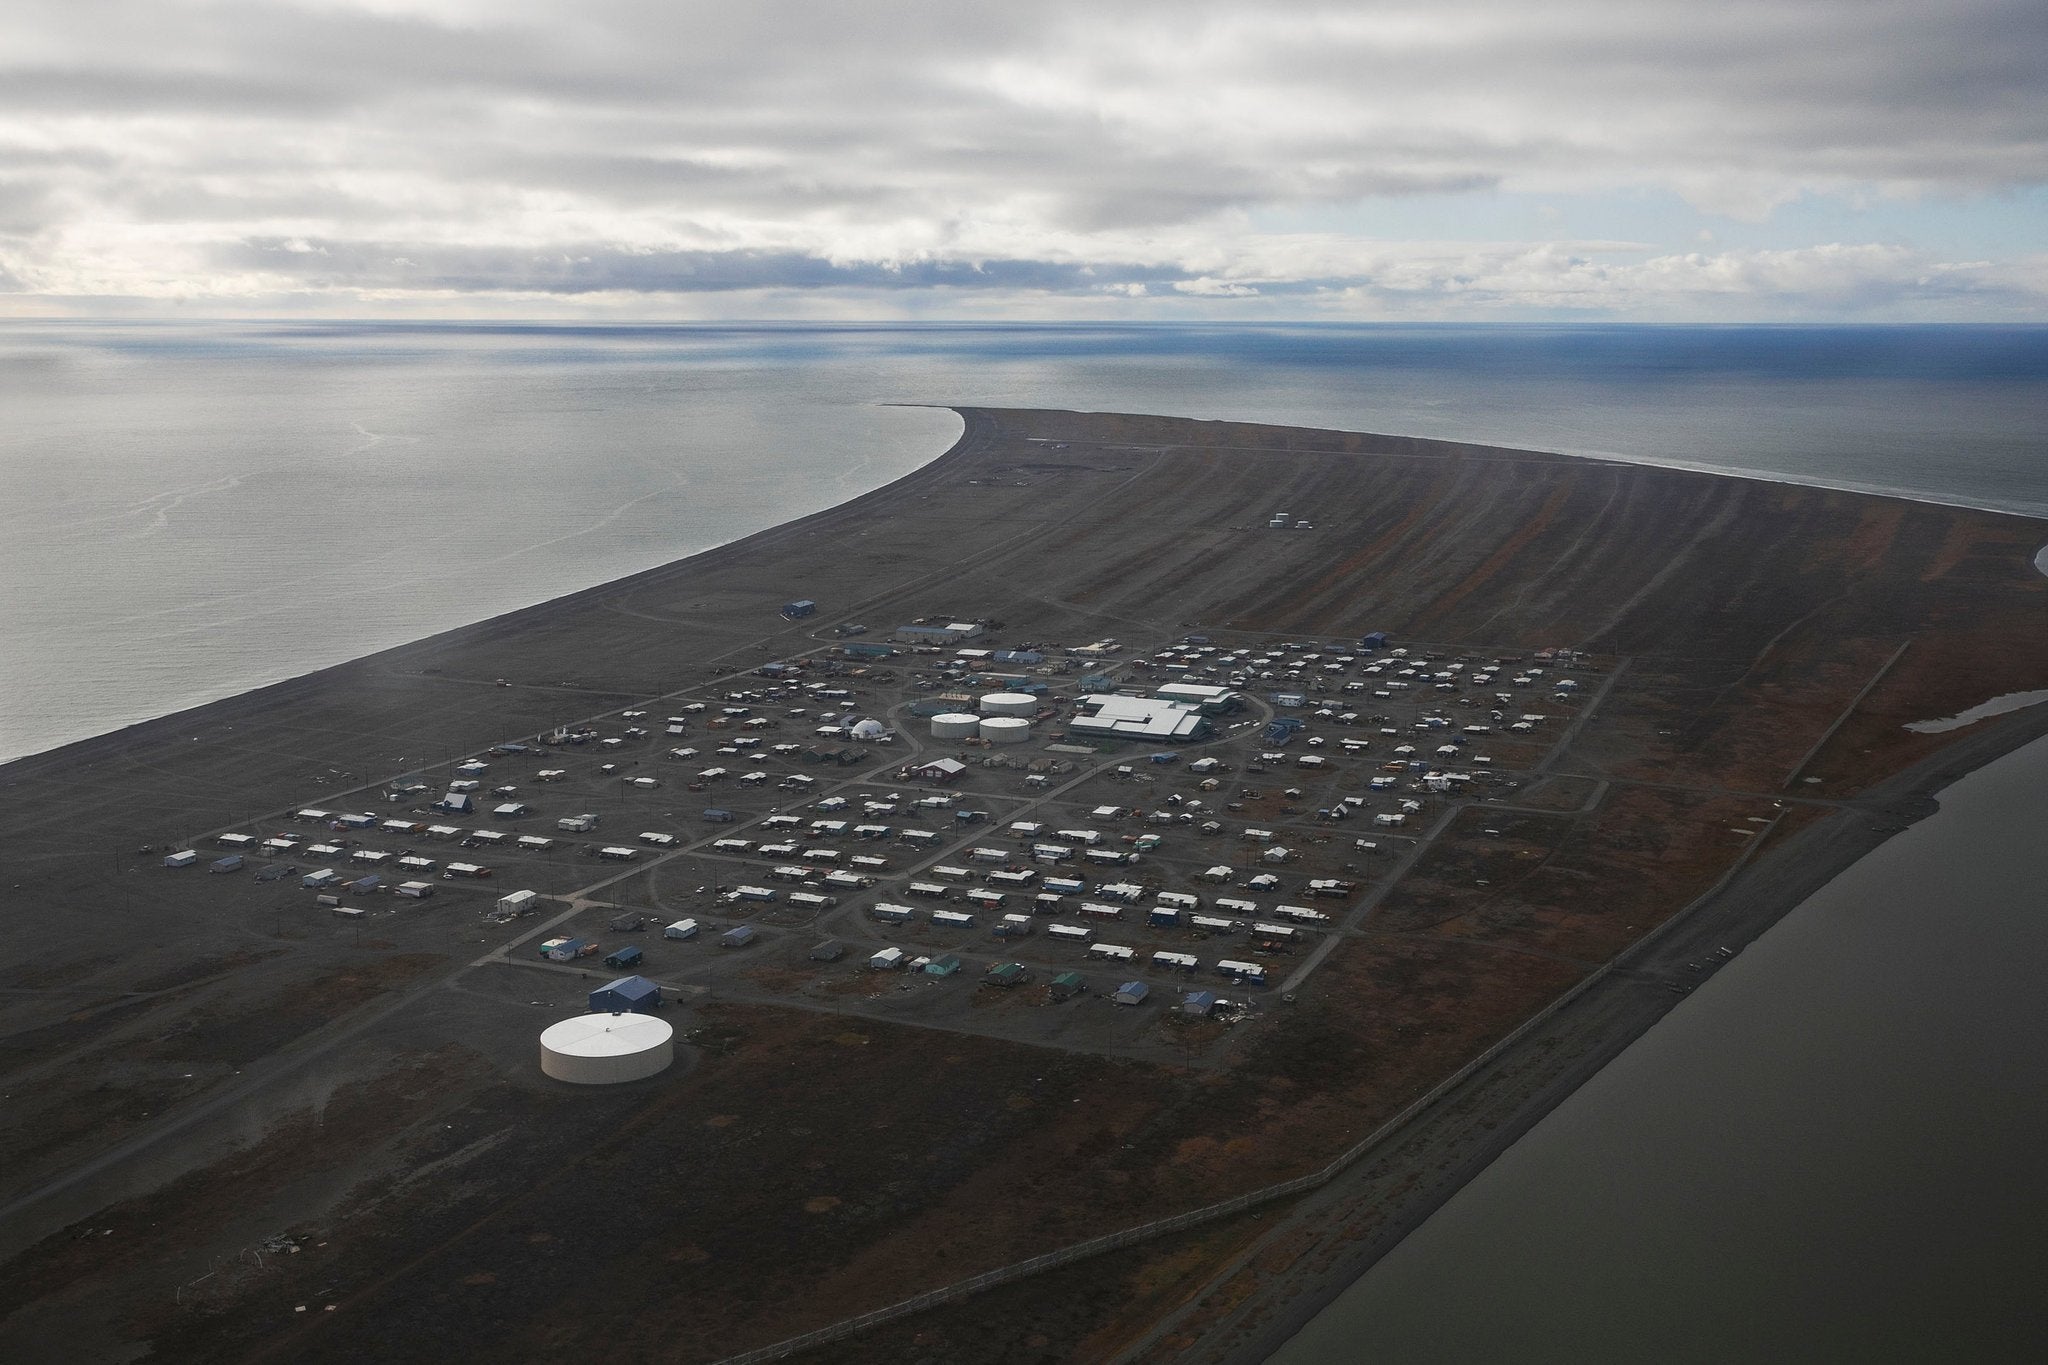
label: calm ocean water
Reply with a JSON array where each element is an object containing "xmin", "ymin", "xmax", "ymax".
[
  {"xmin": 1274, "ymin": 731, "xmax": 2048, "ymax": 1365},
  {"xmin": 2, "ymin": 321, "xmax": 2045, "ymax": 1357},
  {"xmin": 4, "ymin": 321, "xmax": 2044, "ymax": 765}
]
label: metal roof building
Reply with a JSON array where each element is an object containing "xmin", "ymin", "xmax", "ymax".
[
  {"xmin": 1069, "ymin": 694, "xmax": 1210, "ymax": 742},
  {"xmin": 589, "ymin": 975, "xmax": 661, "ymax": 1014}
]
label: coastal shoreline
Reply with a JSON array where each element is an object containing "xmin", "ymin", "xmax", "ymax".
[
  {"xmin": 1154, "ymin": 696, "xmax": 2048, "ymax": 1365},
  {"xmin": 4, "ymin": 407, "xmax": 2046, "ymax": 1364},
  {"xmin": 0, "ymin": 409, "xmax": 976, "ymax": 781}
]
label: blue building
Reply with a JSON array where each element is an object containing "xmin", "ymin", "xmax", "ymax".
[{"xmin": 589, "ymin": 975, "xmax": 662, "ymax": 1014}]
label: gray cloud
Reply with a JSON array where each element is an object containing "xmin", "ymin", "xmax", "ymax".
[
  {"xmin": 220, "ymin": 237, "xmax": 1195, "ymax": 294},
  {"xmin": 0, "ymin": 0, "xmax": 2041, "ymax": 315}
]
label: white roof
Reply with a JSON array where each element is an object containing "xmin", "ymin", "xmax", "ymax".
[
  {"xmin": 539, "ymin": 1012, "xmax": 673, "ymax": 1058},
  {"xmin": 1154, "ymin": 682, "xmax": 1237, "ymax": 702},
  {"xmin": 1070, "ymin": 693, "xmax": 1206, "ymax": 741}
]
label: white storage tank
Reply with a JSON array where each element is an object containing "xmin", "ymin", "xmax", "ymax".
[
  {"xmin": 978, "ymin": 692, "xmax": 1037, "ymax": 716},
  {"xmin": 539, "ymin": 1012, "xmax": 674, "ymax": 1085},
  {"xmin": 980, "ymin": 716, "xmax": 1031, "ymax": 744},
  {"xmin": 931, "ymin": 713, "xmax": 982, "ymax": 740}
]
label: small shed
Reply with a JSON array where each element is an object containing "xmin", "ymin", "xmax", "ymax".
[{"xmin": 1111, "ymin": 980, "xmax": 1150, "ymax": 1007}]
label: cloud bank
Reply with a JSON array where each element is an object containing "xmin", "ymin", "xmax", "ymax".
[{"xmin": 1, "ymin": 0, "xmax": 2043, "ymax": 318}]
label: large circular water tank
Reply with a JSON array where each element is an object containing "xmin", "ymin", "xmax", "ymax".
[
  {"xmin": 850, "ymin": 718, "xmax": 888, "ymax": 741},
  {"xmin": 540, "ymin": 1012, "xmax": 674, "ymax": 1085},
  {"xmin": 980, "ymin": 716, "xmax": 1032, "ymax": 744},
  {"xmin": 979, "ymin": 692, "xmax": 1037, "ymax": 716},
  {"xmin": 931, "ymin": 713, "xmax": 981, "ymax": 740}
]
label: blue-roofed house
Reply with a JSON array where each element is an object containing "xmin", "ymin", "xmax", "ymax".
[{"xmin": 589, "ymin": 975, "xmax": 662, "ymax": 1014}]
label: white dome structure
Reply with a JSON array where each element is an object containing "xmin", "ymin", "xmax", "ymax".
[
  {"xmin": 978, "ymin": 692, "xmax": 1037, "ymax": 716},
  {"xmin": 980, "ymin": 716, "xmax": 1031, "ymax": 744},
  {"xmin": 850, "ymin": 718, "xmax": 889, "ymax": 741},
  {"xmin": 931, "ymin": 713, "xmax": 981, "ymax": 740},
  {"xmin": 540, "ymin": 1012, "xmax": 674, "ymax": 1085}
]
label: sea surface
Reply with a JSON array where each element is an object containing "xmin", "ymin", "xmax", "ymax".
[
  {"xmin": 2, "ymin": 320, "xmax": 2046, "ymax": 1357},
  {"xmin": 1272, "ymin": 729, "xmax": 2048, "ymax": 1364},
  {"xmin": 4, "ymin": 321, "xmax": 2046, "ymax": 763}
]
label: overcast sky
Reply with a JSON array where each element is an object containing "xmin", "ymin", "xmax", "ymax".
[{"xmin": 1, "ymin": 0, "xmax": 2043, "ymax": 320}]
